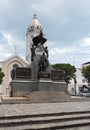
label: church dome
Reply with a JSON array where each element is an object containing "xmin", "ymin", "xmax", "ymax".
[
  {"xmin": 27, "ymin": 13, "xmax": 43, "ymax": 34},
  {"xmin": 30, "ymin": 16, "xmax": 42, "ymax": 29}
]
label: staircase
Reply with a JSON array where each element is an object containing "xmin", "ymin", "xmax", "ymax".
[
  {"xmin": 0, "ymin": 111, "xmax": 90, "ymax": 129},
  {"xmin": 2, "ymin": 92, "xmax": 90, "ymax": 104},
  {"xmin": 24, "ymin": 91, "xmax": 70, "ymax": 103}
]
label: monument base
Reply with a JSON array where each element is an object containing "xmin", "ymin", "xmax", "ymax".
[
  {"xmin": 9, "ymin": 66, "xmax": 68, "ymax": 103},
  {"xmin": 10, "ymin": 79, "xmax": 67, "ymax": 103}
]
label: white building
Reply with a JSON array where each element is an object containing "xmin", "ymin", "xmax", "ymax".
[
  {"xmin": 82, "ymin": 62, "xmax": 90, "ymax": 68},
  {"xmin": 1, "ymin": 54, "xmax": 28, "ymax": 96},
  {"xmin": 68, "ymin": 68, "xmax": 88, "ymax": 95}
]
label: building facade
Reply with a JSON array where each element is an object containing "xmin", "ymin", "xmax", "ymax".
[
  {"xmin": 1, "ymin": 54, "xmax": 28, "ymax": 96},
  {"xmin": 68, "ymin": 68, "xmax": 88, "ymax": 95},
  {"xmin": 82, "ymin": 62, "xmax": 90, "ymax": 68}
]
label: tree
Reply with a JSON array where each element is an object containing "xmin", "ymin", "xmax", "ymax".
[
  {"xmin": 52, "ymin": 63, "xmax": 76, "ymax": 84},
  {"xmin": 82, "ymin": 65, "xmax": 90, "ymax": 84},
  {"xmin": 0, "ymin": 68, "xmax": 5, "ymax": 84}
]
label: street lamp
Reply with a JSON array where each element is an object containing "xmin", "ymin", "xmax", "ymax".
[{"xmin": 73, "ymin": 76, "xmax": 77, "ymax": 95}]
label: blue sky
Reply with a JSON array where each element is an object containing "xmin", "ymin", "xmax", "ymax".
[{"xmin": 0, "ymin": 0, "xmax": 90, "ymax": 67}]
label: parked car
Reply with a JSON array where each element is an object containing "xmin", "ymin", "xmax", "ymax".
[{"xmin": 80, "ymin": 92, "xmax": 90, "ymax": 97}]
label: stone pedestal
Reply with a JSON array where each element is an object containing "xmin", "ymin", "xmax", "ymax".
[{"xmin": 10, "ymin": 78, "xmax": 67, "ymax": 97}]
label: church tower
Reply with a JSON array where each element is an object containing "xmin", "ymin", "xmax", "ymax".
[{"xmin": 26, "ymin": 13, "xmax": 44, "ymax": 63}]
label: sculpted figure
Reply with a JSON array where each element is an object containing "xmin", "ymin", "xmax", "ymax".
[
  {"xmin": 32, "ymin": 30, "xmax": 47, "ymax": 46},
  {"xmin": 44, "ymin": 46, "xmax": 49, "ymax": 58},
  {"xmin": 11, "ymin": 69, "xmax": 15, "ymax": 80},
  {"xmin": 31, "ymin": 44, "xmax": 35, "ymax": 61},
  {"xmin": 38, "ymin": 53, "xmax": 49, "ymax": 72}
]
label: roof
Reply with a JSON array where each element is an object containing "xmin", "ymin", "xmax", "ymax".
[
  {"xmin": 1, "ymin": 54, "xmax": 28, "ymax": 65},
  {"xmin": 30, "ymin": 13, "xmax": 42, "ymax": 28},
  {"xmin": 26, "ymin": 14, "xmax": 43, "ymax": 35},
  {"xmin": 30, "ymin": 18, "xmax": 42, "ymax": 28},
  {"xmin": 82, "ymin": 62, "xmax": 90, "ymax": 65}
]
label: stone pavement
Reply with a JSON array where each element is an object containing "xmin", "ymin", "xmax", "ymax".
[
  {"xmin": 0, "ymin": 101, "xmax": 90, "ymax": 129},
  {"xmin": 0, "ymin": 101, "xmax": 90, "ymax": 117}
]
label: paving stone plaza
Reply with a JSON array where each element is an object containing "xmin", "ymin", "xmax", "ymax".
[
  {"xmin": 0, "ymin": 101, "xmax": 90, "ymax": 116},
  {"xmin": 0, "ymin": 99, "xmax": 90, "ymax": 129}
]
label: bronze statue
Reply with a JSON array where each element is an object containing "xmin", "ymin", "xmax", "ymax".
[
  {"xmin": 44, "ymin": 46, "xmax": 49, "ymax": 58},
  {"xmin": 38, "ymin": 53, "xmax": 49, "ymax": 72},
  {"xmin": 32, "ymin": 30, "xmax": 47, "ymax": 46},
  {"xmin": 11, "ymin": 69, "xmax": 15, "ymax": 80},
  {"xmin": 31, "ymin": 44, "xmax": 35, "ymax": 61}
]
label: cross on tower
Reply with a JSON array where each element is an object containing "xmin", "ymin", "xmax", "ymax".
[
  {"xmin": 33, "ymin": 11, "xmax": 37, "ymax": 19},
  {"xmin": 14, "ymin": 45, "xmax": 17, "ymax": 54}
]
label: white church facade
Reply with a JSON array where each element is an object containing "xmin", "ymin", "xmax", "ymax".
[{"xmin": 0, "ymin": 54, "xmax": 28, "ymax": 95}]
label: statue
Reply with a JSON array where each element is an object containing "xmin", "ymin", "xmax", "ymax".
[
  {"xmin": 38, "ymin": 53, "xmax": 49, "ymax": 72},
  {"xmin": 11, "ymin": 69, "xmax": 15, "ymax": 80},
  {"xmin": 32, "ymin": 30, "xmax": 49, "ymax": 78},
  {"xmin": 31, "ymin": 44, "xmax": 36, "ymax": 61},
  {"xmin": 31, "ymin": 30, "xmax": 47, "ymax": 62},
  {"xmin": 44, "ymin": 46, "xmax": 49, "ymax": 58},
  {"xmin": 32, "ymin": 30, "xmax": 47, "ymax": 46}
]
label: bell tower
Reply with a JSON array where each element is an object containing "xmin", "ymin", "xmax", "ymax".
[{"xmin": 26, "ymin": 13, "xmax": 44, "ymax": 63}]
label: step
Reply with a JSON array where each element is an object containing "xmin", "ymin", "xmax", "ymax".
[
  {"xmin": 22, "ymin": 119, "xmax": 90, "ymax": 130},
  {"xmin": 0, "ymin": 110, "xmax": 90, "ymax": 120},
  {"xmin": 1, "ymin": 96, "xmax": 30, "ymax": 104},
  {"xmin": 0, "ymin": 113, "xmax": 90, "ymax": 125},
  {"xmin": 1, "ymin": 92, "xmax": 71, "ymax": 103},
  {"xmin": 24, "ymin": 91, "xmax": 71, "ymax": 103},
  {"xmin": 24, "ymin": 92, "xmax": 69, "ymax": 99},
  {"xmin": 0, "ymin": 118, "xmax": 90, "ymax": 130},
  {"xmin": 0, "ymin": 111, "xmax": 90, "ymax": 129},
  {"xmin": 2, "ymin": 93, "xmax": 90, "ymax": 104}
]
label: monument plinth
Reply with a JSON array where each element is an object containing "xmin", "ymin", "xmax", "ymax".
[{"xmin": 10, "ymin": 15, "xmax": 67, "ymax": 102}]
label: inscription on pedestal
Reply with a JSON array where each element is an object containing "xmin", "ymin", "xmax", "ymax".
[
  {"xmin": 51, "ymin": 70, "xmax": 64, "ymax": 80},
  {"xmin": 15, "ymin": 68, "xmax": 31, "ymax": 78}
]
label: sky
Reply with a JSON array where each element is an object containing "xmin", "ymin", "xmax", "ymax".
[{"xmin": 0, "ymin": 0, "xmax": 90, "ymax": 67}]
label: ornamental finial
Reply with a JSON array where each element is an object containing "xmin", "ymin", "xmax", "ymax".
[{"xmin": 33, "ymin": 11, "xmax": 37, "ymax": 19}]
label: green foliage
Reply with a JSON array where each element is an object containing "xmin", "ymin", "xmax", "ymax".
[
  {"xmin": 0, "ymin": 68, "xmax": 5, "ymax": 84},
  {"xmin": 52, "ymin": 63, "xmax": 76, "ymax": 84},
  {"xmin": 82, "ymin": 65, "xmax": 90, "ymax": 84}
]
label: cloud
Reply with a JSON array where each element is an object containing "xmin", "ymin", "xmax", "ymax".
[
  {"xmin": 0, "ymin": 0, "xmax": 90, "ymax": 67},
  {"xmin": 48, "ymin": 36, "xmax": 90, "ymax": 66},
  {"xmin": 1, "ymin": 31, "xmax": 13, "ymax": 45},
  {"xmin": 0, "ymin": 43, "xmax": 12, "ymax": 60},
  {"xmin": 49, "ymin": 46, "xmax": 74, "ymax": 56},
  {"xmin": 79, "ymin": 37, "xmax": 90, "ymax": 47},
  {"xmin": 0, "ymin": 31, "xmax": 25, "ymax": 60},
  {"xmin": 1, "ymin": 31, "xmax": 25, "ymax": 47}
]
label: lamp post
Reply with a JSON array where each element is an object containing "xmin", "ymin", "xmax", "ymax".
[{"xmin": 73, "ymin": 76, "xmax": 77, "ymax": 95}]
